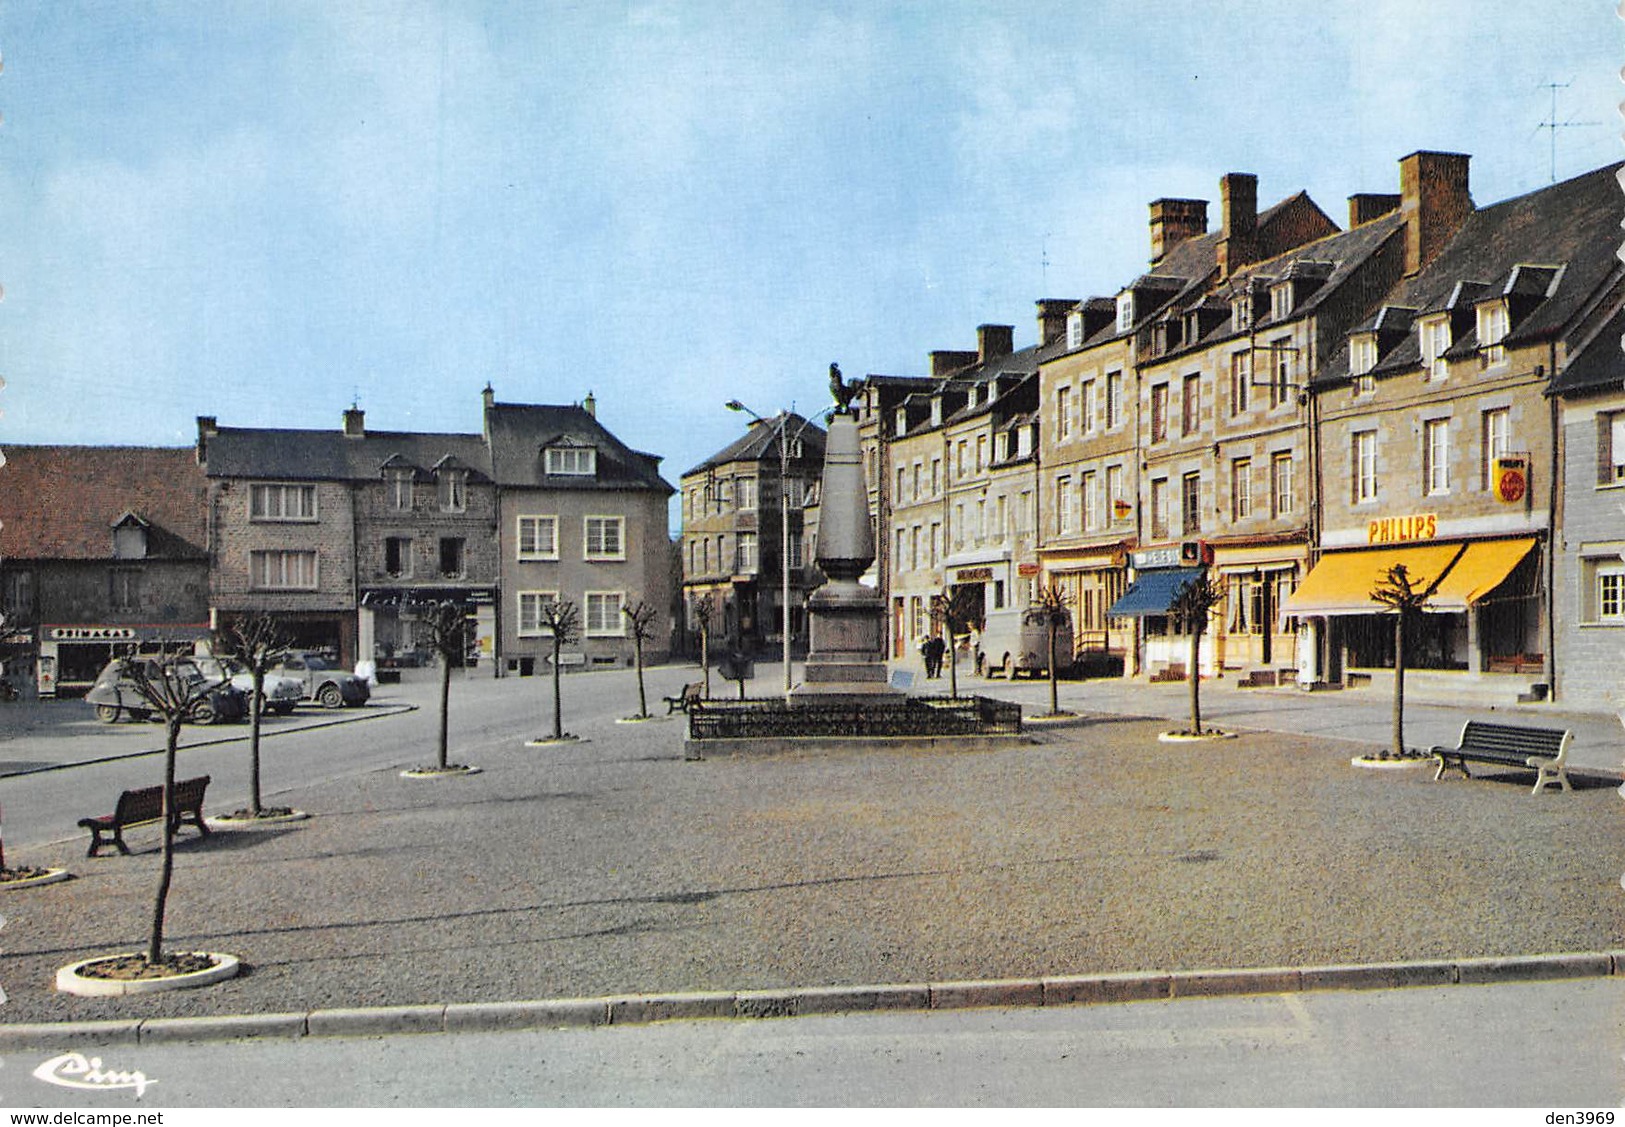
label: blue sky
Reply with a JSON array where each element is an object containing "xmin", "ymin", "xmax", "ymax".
[{"xmin": 0, "ymin": 1, "xmax": 1619, "ymax": 515}]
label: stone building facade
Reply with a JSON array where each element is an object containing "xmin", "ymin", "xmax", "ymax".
[
  {"xmin": 1294, "ymin": 158, "xmax": 1622, "ymax": 703},
  {"xmin": 0, "ymin": 445, "xmax": 210, "ymax": 697},
  {"xmin": 679, "ymin": 412, "xmax": 826, "ymax": 658}
]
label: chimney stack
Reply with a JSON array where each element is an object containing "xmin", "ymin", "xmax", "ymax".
[
  {"xmin": 1347, "ymin": 192, "xmax": 1401, "ymax": 228},
  {"xmin": 583, "ymin": 390, "xmax": 597, "ymax": 418},
  {"xmin": 1035, "ymin": 299, "xmax": 1077, "ymax": 345},
  {"xmin": 342, "ymin": 407, "xmax": 365, "ymax": 438},
  {"xmin": 1148, "ymin": 198, "xmax": 1208, "ymax": 264},
  {"xmin": 930, "ymin": 349, "xmax": 978, "ymax": 376},
  {"xmin": 195, "ymin": 416, "xmax": 218, "ymax": 464},
  {"xmin": 481, "ymin": 384, "xmax": 495, "ymax": 441},
  {"xmin": 1217, "ymin": 173, "xmax": 1258, "ymax": 279},
  {"xmin": 1399, "ymin": 150, "xmax": 1472, "ymax": 276},
  {"xmin": 977, "ymin": 324, "xmax": 1014, "ymax": 363}
]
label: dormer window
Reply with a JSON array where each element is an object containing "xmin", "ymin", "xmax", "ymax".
[
  {"xmin": 1419, "ymin": 316, "xmax": 1451, "ymax": 381},
  {"xmin": 1016, "ymin": 425, "xmax": 1033, "ymax": 458},
  {"xmin": 386, "ymin": 467, "xmax": 415, "ymax": 511},
  {"xmin": 1349, "ymin": 334, "xmax": 1377, "ymax": 395},
  {"xmin": 111, "ymin": 515, "xmax": 148, "ymax": 560},
  {"xmin": 1233, "ymin": 296, "xmax": 1252, "ymax": 333},
  {"xmin": 930, "ymin": 398, "xmax": 942, "ymax": 426},
  {"xmin": 1271, "ymin": 283, "xmax": 1293, "ymax": 322},
  {"xmin": 994, "ymin": 432, "xmax": 1009, "ymax": 463},
  {"xmin": 895, "ymin": 408, "xmax": 908, "ymax": 438},
  {"xmin": 1477, "ymin": 301, "xmax": 1509, "ymax": 369},
  {"xmin": 437, "ymin": 467, "xmax": 467, "ymax": 513},
  {"xmin": 1066, "ymin": 312, "xmax": 1084, "ymax": 350},
  {"xmin": 1116, "ymin": 292, "xmax": 1134, "ymax": 333},
  {"xmin": 545, "ymin": 446, "xmax": 597, "ymax": 476}
]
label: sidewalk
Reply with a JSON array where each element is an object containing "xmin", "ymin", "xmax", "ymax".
[{"xmin": 2, "ymin": 686, "xmax": 1623, "ymax": 1036}]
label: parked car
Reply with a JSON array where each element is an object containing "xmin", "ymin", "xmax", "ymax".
[
  {"xmin": 976, "ymin": 606, "xmax": 1074, "ymax": 679},
  {"xmin": 86, "ymin": 656, "xmax": 248, "ymax": 725},
  {"xmin": 271, "ymin": 652, "xmax": 371, "ymax": 709},
  {"xmin": 191, "ymin": 655, "xmax": 304, "ymax": 716}
]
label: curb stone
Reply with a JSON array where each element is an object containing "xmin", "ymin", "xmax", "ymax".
[{"xmin": 3, "ymin": 951, "xmax": 1622, "ymax": 1049}]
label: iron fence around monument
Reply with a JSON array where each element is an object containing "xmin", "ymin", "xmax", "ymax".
[{"xmin": 686, "ymin": 695, "xmax": 1023, "ymax": 741}]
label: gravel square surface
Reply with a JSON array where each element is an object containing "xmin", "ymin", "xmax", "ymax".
[{"xmin": 3, "ymin": 711, "xmax": 1623, "ymax": 1025}]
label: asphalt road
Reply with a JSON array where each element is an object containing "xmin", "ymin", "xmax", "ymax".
[
  {"xmin": 3, "ymin": 661, "xmax": 1621, "ymax": 853},
  {"xmin": 3, "ymin": 977, "xmax": 1620, "ymax": 1106},
  {"xmin": 0, "ymin": 662, "xmax": 702, "ymax": 851}
]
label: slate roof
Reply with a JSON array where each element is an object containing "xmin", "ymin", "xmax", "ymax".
[
  {"xmin": 1320, "ymin": 160, "xmax": 1625, "ymax": 386},
  {"xmin": 202, "ymin": 427, "xmax": 495, "ymax": 483},
  {"xmin": 683, "ymin": 413, "xmax": 828, "ymax": 477},
  {"xmin": 1549, "ymin": 303, "xmax": 1625, "ymax": 397},
  {"xmin": 1068, "ymin": 189, "xmax": 1333, "ymax": 354},
  {"xmin": 0, "ymin": 446, "xmax": 207, "ymax": 560},
  {"xmin": 484, "ymin": 403, "xmax": 673, "ymax": 494},
  {"xmin": 1150, "ymin": 210, "xmax": 1407, "ymax": 365}
]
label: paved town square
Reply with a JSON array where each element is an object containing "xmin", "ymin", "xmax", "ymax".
[{"xmin": 1, "ymin": 664, "xmax": 1621, "ymax": 1031}]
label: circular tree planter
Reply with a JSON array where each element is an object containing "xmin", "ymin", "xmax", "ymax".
[
  {"xmin": 1351, "ymin": 752, "xmax": 1434, "ymax": 770},
  {"xmin": 1, "ymin": 867, "xmax": 72, "ymax": 892},
  {"xmin": 525, "ymin": 735, "xmax": 586, "ymax": 747},
  {"xmin": 1158, "ymin": 729, "xmax": 1238, "ymax": 743},
  {"xmin": 209, "ymin": 807, "xmax": 310, "ymax": 827},
  {"xmin": 400, "ymin": 765, "xmax": 482, "ymax": 779},
  {"xmin": 1025, "ymin": 710, "xmax": 1080, "ymax": 724},
  {"xmin": 57, "ymin": 952, "xmax": 240, "ymax": 997},
  {"xmin": 615, "ymin": 715, "xmax": 665, "ymax": 725}
]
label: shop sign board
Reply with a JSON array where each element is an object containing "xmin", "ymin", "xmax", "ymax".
[{"xmin": 1366, "ymin": 513, "xmax": 1438, "ymax": 545}]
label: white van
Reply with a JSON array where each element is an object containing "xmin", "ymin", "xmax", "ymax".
[{"xmin": 976, "ymin": 606, "xmax": 1073, "ymax": 679}]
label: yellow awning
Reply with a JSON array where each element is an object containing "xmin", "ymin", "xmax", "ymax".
[
  {"xmin": 1282, "ymin": 544, "xmax": 1463, "ymax": 617},
  {"xmin": 1426, "ymin": 538, "xmax": 1536, "ymax": 611}
]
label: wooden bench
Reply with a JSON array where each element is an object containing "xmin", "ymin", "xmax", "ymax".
[
  {"xmin": 78, "ymin": 776, "xmax": 212, "ymax": 857},
  {"xmin": 1430, "ymin": 721, "xmax": 1571, "ymax": 794},
  {"xmin": 663, "ymin": 682, "xmax": 704, "ymax": 714}
]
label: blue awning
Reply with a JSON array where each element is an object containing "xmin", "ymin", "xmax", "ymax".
[{"xmin": 1107, "ymin": 567, "xmax": 1205, "ymax": 618}]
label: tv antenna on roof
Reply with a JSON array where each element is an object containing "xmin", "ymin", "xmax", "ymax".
[{"xmin": 1534, "ymin": 80, "xmax": 1601, "ymax": 184}]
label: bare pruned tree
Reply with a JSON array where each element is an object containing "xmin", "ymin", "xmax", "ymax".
[
  {"xmin": 1370, "ymin": 563, "xmax": 1435, "ymax": 759},
  {"xmin": 214, "ymin": 613, "xmax": 291, "ymax": 817},
  {"xmin": 621, "ymin": 598, "xmax": 660, "ymax": 719},
  {"xmin": 540, "ymin": 598, "xmax": 581, "ymax": 741},
  {"xmin": 692, "ymin": 592, "xmax": 716, "ymax": 700},
  {"xmin": 119, "ymin": 645, "xmax": 233, "ymax": 965},
  {"xmin": 415, "ymin": 600, "xmax": 470, "ymax": 771},
  {"xmin": 1033, "ymin": 584, "xmax": 1072, "ymax": 718},
  {"xmin": 1169, "ymin": 574, "xmax": 1227, "ymax": 736}
]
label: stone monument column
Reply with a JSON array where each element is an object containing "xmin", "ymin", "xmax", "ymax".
[{"xmin": 794, "ymin": 365, "xmax": 894, "ymax": 697}]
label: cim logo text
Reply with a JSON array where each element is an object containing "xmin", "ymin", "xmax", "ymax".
[{"xmin": 33, "ymin": 1052, "xmax": 157, "ymax": 1098}]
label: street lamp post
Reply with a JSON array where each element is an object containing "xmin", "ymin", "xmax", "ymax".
[{"xmin": 726, "ymin": 400, "xmax": 813, "ymax": 697}]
